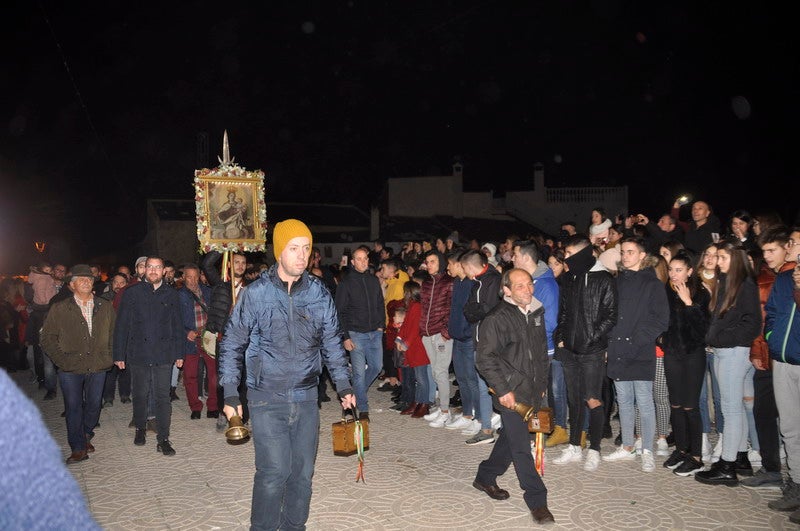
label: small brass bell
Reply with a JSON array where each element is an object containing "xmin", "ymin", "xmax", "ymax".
[{"xmin": 225, "ymin": 415, "xmax": 251, "ymax": 444}]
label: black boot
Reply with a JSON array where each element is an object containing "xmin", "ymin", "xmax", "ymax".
[
  {"xmin": 695, "ymin": 458, "xmax": 738, "ymax": 486},
  {"xmin": 735, "ymin": 451, "xmax": 753, "ymax": 476}
]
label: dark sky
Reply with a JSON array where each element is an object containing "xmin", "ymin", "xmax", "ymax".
[{"xmin": 1, "ymin": 1, "xmax": 797, "ymax": 272}]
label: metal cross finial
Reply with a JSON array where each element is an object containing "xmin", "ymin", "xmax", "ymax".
[{"xmin": 218, "ymin": 130, "xmax": 235, "ymax": 166}]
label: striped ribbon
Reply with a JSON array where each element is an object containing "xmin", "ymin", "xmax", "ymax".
[
  {"xmin": 354, "ymin": 420, "xmax": 366, "ymax": 483},
  {"xmin": 534, "ymin": 432, "xmax": 545, "ymax": 476}
]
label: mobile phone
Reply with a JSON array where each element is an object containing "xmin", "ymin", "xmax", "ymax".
[{"xmin": 711, "ymin": 232, "xmax": 720, "ymax": 243}]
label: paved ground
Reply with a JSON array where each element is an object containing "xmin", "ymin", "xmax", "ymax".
[{"xmin": 17, "ymin": 372, "xmax": 798, "ymax": 530}]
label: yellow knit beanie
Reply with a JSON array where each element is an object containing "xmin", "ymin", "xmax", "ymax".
[{"xmin": 272, "ymin": 219, "xmax": 313, "ymax": 261}]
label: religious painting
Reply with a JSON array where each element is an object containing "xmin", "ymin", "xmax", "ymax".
[{"xmin": 194, "ymin": 167, "xmax": 267, "ymax": 253}]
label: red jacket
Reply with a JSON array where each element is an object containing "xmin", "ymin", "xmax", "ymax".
[
  {"xmin": 398, "ymin": 301, "xmax": 429, "ymax": 367},
  {"xmin": 751, "ymin": 260, "xmax": 796, "ymax": 367},
  {"xmin": 419, "ymin": 272, "xmax": 453, "ymax": 338}
]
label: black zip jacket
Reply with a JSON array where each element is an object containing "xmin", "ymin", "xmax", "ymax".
[
  {"xmin": 334, "ymin": 269, "xmax": 385, "ymax": 340},
  {"xmin": 705, "ymin": 275, "xmax": 762, "ymax": 348},
  {"xmin": 555, "ymin": 262, "xmax": 618, "ymax": 355},
  {"xmin": 476, "ymin": 298, "xmax": 549, "ymax": 412}
]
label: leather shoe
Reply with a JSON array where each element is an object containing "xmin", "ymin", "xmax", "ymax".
[
  {"xmin": 190, "ymin": 411, "xmax": 201, "ymax": 419},
  {"xmin": 66, "ymin": 450, "xmax": 88, "ymax": 464},
  {"xmin": 400, "ymin": 402, "xmax": 418, "ymax": 415},
  {"xmin": 358, "ymin": 412, "xmax": 370, "ymax": 421},
  {"xmin": 531, "ymin": 506, "xmax": 555, "ymax": 525},
  {"xmin": 85, "ymin": 441, "xmax": 95, "ymax": 453},
  {"xmin": 207, "ymin": 410, "xmax": 219, "ymax": 418},
  {"xmin": 473, "ymin": 479, "xmax": 510, "ymax": 500},
  {"xmin": 43, "ymin": 390, "xmax": 56, "ymax": 400},
  {"xmin": 411, "ymin": 404, "xmax": 430, "ymax": 418},
  {"xmin": 120, "ymin": 396, "xmax": 131, "ymax": 404},
  {"xmin": 134, "ymin": 428, "xmax": 146, "ymax": 446},
  {"xmin": 157, "ymin": 440, "xmax": 176, "ymax": 456}
]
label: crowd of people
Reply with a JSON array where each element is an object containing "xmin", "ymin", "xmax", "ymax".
[{"xmin": 1, "ymin": 198, "xmax": 799, "ymax": 527}]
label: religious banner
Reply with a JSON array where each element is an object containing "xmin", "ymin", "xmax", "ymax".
[{"xmin": 194, "ymin": 132, "xmax": 267, "ymax": 253}]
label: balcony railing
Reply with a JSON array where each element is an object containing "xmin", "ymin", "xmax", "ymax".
[{"xmin": 545, "ymin": 187, "xmax": 628, "ymax": 204}]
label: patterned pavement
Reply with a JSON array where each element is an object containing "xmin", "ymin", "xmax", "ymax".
[{"xmin": 17, "ymin": 372, "xmax": 797, "ymax": 530}]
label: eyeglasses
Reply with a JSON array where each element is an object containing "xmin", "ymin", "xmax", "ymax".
[{"xmin": 145, "ymin": 265, "xmax": 164, "ymax": 270}]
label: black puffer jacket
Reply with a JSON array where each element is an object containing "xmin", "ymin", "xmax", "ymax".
[
  {"xmin": 476, "ymin": 298, "xmax": 549, "ymax": 412},
  {"xmin": 661, "ymin": 280, "xmax": 711, "ymax": 357},
  {"xmin": 555, "ymin": 259, "xmax": 618, "ymax": 355},
  {"xmin": 201, "ymin": 251, "xmax": 248, "ymax": 335},
  {"xmin": 705, "ymin": 275, "xmax": 762, "ymax": 348}
]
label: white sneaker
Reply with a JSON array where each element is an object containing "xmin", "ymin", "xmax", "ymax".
[
  {"xmin": 429, "ymin": 410, "xmax": 451, "ymax": 428},
  {"xmin": 634, "ymin": 438, "xmax": 642, "ymax": 455},
  {"xmin": 490, "ymin": 413, "xmax": 502, "ymax": 430},
  {"xmin": 748, "ymin": 448, "xmax": 762, "ymax": 468},
  {"xmin": 445, "ymin": 415, "xmax": 473, "ymax": 430},
  {"xmin": 712, "ymin": 434, "xmax": 723, "ymax": 463},
  {"xmin": 553, "ymin": 444, "xmax": 583, "ymax": 465},
  {"xmin": 641, "ymin": 449, "xmax": 656, "ymax": 472},
  {"xmin": 656, "ymin": 438, "xmax": 669, "ymax": 456},
  {"xmin": 702, "ymin": 433, "xmax": 713, "ymax": 463},
  {"xmin": 461, "ymin": 419, "xmax": 481, "ymax": 436},
  {"xmin": 584, "ymin": 449, "xmax": 601, "ymax": 471},
  {"xmin": 423, "ymin": 407, "xmax": 442, "ymax": 422},
  {"xmin": 604, "ymin": 446, "xmax": 637, "ymax": 461}
]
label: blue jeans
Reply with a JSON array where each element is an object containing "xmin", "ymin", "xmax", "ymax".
[
  {"xmin": 414, "ymin": 365, "xmax": 431, "ymax": 404},
  {"xmin": 743, "ymin": 364, "xmax": 758, "ymax": 451},
  {"xmin": 477, "ymin": 374, "xmax": 494, "ymax": 430},
  {"xmin": 452, "ymin": 339, "xmax": 479, "ymax": 417},
  {"xmin": 615, "ymin": 380, "xmax": 656, "ymax": 453},
  {"xmin": 700, "ymin": 350, "xmax": 724, "ymax": 434},
  {"xmin": 43, "ymin": 351, "xmax": 57, "ymax": 392},
  {"xmin": 714, "ymin": 346, "xmax": 752, "ymax": 462},
  {"xmin": 250, "ymin": 400, "xmax": 319, "ymax": 531},
  {"xmin": 59, "ymin": 371, "xmax": 105, "ymax": 452},
  {"xmin": 549, "ymin": 357, "xmax": 568, "ymax": 427},
  {"xmin": 348, "ymin": 330, "xmax": 383, "ymax": 412}
]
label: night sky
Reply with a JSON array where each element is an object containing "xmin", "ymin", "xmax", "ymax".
[{"xmin": 1, "ymin": 1, "xmax": 797, "ymax": 272}]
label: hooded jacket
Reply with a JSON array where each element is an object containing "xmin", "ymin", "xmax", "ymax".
[
  {"xmin": 476, "ymin": 297, "xmax": 549, "ymax": 412},
  {"xmin": 765, "ymin": 270, "xmax": 800, "ymax": 365},
  {"xmin": 606, "ymin": 267, "xmax": 669, "ymax": 381},
  {"xmin": 555, "ymin": 245, "xmax": 618, "ymax": 355},
  {"xmin": 419, "ymin": 269, "xmax": 453, "ymax": 338},
  {"xmin": 463, "ymin": 264, "xmax": 502, "ymax": 343},
  {"xmin": 449, "ymin": 276, "xmax": 476, "ymax": 341},
  {"xmin": 751, "ymin": 261, "xmax": 796, "ymax": 367},
  {"xmin": 218, "ymin": 265, "xmax": 353, "ymax": 405}
]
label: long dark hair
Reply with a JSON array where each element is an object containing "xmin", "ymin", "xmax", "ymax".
[
  {"xmin": 710, "ymin": 239, "xmax": 751, "ymax": 316},
  {"xmin": 670, "ymin": 251, "xmax": 700, "ymax": 299},
  {"xmin": 403, "ymin": 280, "xmax": 420, "ymax": 305}
]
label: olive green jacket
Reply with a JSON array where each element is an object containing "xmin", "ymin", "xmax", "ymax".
[{"xmin": 41, "ymin": 296, "xmax": 115, "ymax": 373}]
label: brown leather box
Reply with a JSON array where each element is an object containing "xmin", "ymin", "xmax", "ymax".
[
  {"xmin": 332, "ymin": 416, "xmax": 370, "ymax": 457},
  {"xmin": 528, "ymin": 407, "xmax": 553, "ymax": 434}
]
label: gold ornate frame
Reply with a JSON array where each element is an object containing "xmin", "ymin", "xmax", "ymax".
[{"xmin": 194, "ymin": 166, "xmax": 267, "ymax": 253}]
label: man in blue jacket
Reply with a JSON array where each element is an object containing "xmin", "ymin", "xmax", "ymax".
[
  {"xmin": 219, "ymin": 219, "xmax": 355, "ymax": 531},
  {"xmin": 764, "ymin": 262, "xmax": 800, "ymax": 520},
  {"xmin": 113, "ymin": 256, "xmax": 184, "ymax": 456}
]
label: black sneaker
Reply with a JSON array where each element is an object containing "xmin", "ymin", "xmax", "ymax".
[
  {"xmin": 43, "ymin": 390, "xmax": 56, "ymax": 401},
  {"xmin": 663, "ymin": 450, "xmax": 686, "ymax": 470},
  {"xmin": 157, "ymin": 440, "xmax": 176, "ymax": 456},
  {"xmin": 768, "ymin": 479, "xmax": 800, "ymax": 512},
  {"xmin": 134, "ymin": 429, "xmax": 146, "ymax": 446},
  {"xmin": 740, "ymin": 468, "xmax": 783, "ymax": 489},
  {"xmin": 674, "ymin": 457, "xmax": 703, "ymax": 477},
  {"xmin": 120, "ymin": 396, "xmax": 132, "ymax": 404}
]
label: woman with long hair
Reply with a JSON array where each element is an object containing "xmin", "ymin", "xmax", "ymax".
[
  {"xmin": 661, "ymin": 251, "xmax": 712, "ymax": 476},
  {"xmin": 660, "ymin": 240, "xmax": 686, "ymax": 265},
  {"xmin": 589, "ymin": 207, "xmax": 613, "ymax": 246},
  {"xmin": 695, "ymin": 240, "xmax": 762, "ymax": 486},
  {"xmin": 728, "ymin": 209, "xmax": 757, "ymax": 251}
]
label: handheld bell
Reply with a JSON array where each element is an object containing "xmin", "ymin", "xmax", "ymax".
[
  {"xmin": 511, "ymin": 401, "xmax": 535, "ymax": 422},
  {"xmin": 225, "ymin": 415, "xmax": 251, "ymax": 444}
]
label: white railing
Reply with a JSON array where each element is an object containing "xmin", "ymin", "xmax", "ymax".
[{"xmin": 545, "ymin": 187, "xmax": 628, "ymax": 204}]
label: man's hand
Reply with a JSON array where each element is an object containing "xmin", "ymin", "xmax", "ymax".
[
  {"xmin": 223, "ymin": 404, "xmax": 243, "ymax": 420},
  {"xmin": 637, "ymin": 214, "xmax": 650, "ymax": 225},
  {"xmin": 187, "ymin": 330, "xmax": 198, "ymax": 341},
  {"xmin": 340, "ymin": 393, "xmax": 356, "ymax": 409},
  {"xmin": 176, "ymin": 359, "xmax": 184, "ymax": 369},
  {"xmin": 752, "ymin": 358, "xmax": 766, "ymax": 371},
  {"xmin": 115, "ymin": 361, "xmax": 125, "ymax": 370},
  {"xmin": 343, "ymin": 339, "xmax": 355, "ymax": 351},
  {"xmin": 498, "ymin": 391, "xmax": 516, "ymax": 410}
]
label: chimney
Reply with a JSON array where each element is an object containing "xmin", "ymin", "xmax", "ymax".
[
  {"xmin": 452, "ymin": 161, "xmax": 463, "ymax": 178},
  {"xmin": 534, "ymin": 162, "xmax": 544, "ymax": 191}
]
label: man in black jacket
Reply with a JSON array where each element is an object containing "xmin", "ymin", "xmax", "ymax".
[
  {"xmin": 552, "ymin": 235, "xmax": 618, "ymax": 471},
  {"xmin": 334, "ymin": 248, "xmax": 385, "ymax": 419},
  {"xmin": 113, "ymin": 257, "xmax": 184, "ymax": 455},
  {"xmin": 473, "ymin": 268, "xmax": 554, "ymax": 525},
  {"xmin": 201, "ymin": 250, "xmax": 248, "ymax": 430}
]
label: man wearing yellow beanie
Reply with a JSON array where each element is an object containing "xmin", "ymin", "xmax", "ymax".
[{"xmin": 219, "ymin": 218, "xmax": 355, "ymax": 530}]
